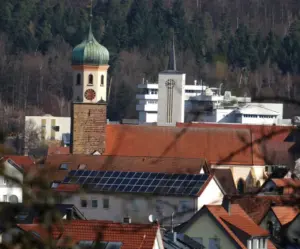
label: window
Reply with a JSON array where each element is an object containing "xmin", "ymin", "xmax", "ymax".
[
  {"xmin": 156, "ymin": 200, "xmax": 164, "ymax": 215},
  {"xmin": 78, "ymin": 164, "xmax": 87, "ymax": 170},
  {"xmin": 92, "ymin": 200, "xmax": 98, "ymax": 208},
  {"xmin": 76, "ymin": 73, "xmax": 81, "ymax": 85},
  {"xmin": 192, "ymin": 237, "xmax": 203, "ymax": 244},
  {"xmin": 101, "ymin": 75, "xmax": 104, "ymax": 86},
  {"xmin": 81, "ymin": 199, "xmax": 87, "ymax": 208},
  {"xmin": 3, "ymin": 195, "xmax": 7, "ymax": 202},
  {"xmin": 51, "ymin": 119, "xmax": 56, "ymax": 140},
  {"xmin": 41, "ymin": 119, "xmax": 46, "ymax": 140},
  {"xmin": 103, "ymin": 198, "xmax": 109, "ymax": 209},
  {"xmin": 9, "ymin": 195, "xmax": 18, "ymax": 203},
  {"xmin": 178, "ymin": 200, "xmax": 190, "ymax": 213},
  {"xmin": 209, "ymin": 237, "xmax": 220, "ymax": 249},
  {"xmin": 88, "ymin": 74, "xmax": 93, "ymax": 85},
  {"xmin": 237, "ymin": 178, "xmax": 245, "ymax": 194},
  {"xmin": 59, "ymin": 163, "xmax": 69, "ymax": 170}
]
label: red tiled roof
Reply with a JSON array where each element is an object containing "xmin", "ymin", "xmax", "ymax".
[
  {"xmin": 272, "ymin": 178, "xmax": 300, "ymax": 188},
  {"xmin": 177, "ymin": 122, "xmax": 295, "ymax": 166},
  {"xmin": 54, "ymin": 184, "xmax": 80, "ymax": 192},
  {"xmin": 105, "ymin": 124, "xmax": 256, "ymax": 165},
  {"xmin": 19, "ymin": 221, "xmax": 159, "ymax": 249},
  {"xmin": 206, "ymin": 204, "xmax": 269, "ymax": 248},
  {"xmin": 47, "ymin": 146, "xmax": 70, "ymax": 155},
  {"xmin": 3, "ymin": 155, "xmax": 35, "ymax": 171},
  {"xmin": 272, "ymin": 206, "xmax": 299, "ymax": 225},
  {"xmin": 176, "ymin": 122, "xmax": 294, "ymax": 142},
  {"xmin": 229, "ymin": 195, "xmax": 300, "ymax": 224}
]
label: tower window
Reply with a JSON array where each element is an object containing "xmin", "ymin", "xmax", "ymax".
[
  {"xmin": 101, "ymin": 75, "xmax": 104, "ymax": 86},
  {"xmin": 88, "ymin": 74, "xmax": 93, "ymax": 85},
  {"xmin": 76, "ymin": 73, "xmax": 81, "ymax": 85}
]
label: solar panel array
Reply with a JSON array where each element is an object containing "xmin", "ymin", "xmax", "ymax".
[{"xmin": 62, "ymin": 170, "xmax": 209, "ymax": 196}]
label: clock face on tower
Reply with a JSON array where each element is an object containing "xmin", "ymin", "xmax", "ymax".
[{"xmin": 84, "ymin": 89, "xmax": 96, "ymax": 101}]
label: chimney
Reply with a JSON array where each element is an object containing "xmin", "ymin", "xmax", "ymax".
[
  {"xmin": 222, "ymin": 196, "xmax": 231, "ymax": 215},
  {"xmin": 194, "ymin": 80, "xmax": 197, "ymax": 85}
]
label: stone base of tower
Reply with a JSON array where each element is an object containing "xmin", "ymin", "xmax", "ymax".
[{"xmin": 71, "ymin": 102, "xmax": 106, "ymax": 155}]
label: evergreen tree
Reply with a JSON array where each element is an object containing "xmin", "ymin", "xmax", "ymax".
[{"xmin": 127, "ymin": 0, "xmax": 149, "ymax": 48}]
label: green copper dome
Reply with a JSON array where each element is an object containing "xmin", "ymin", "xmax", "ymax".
[{"xmin": 72, "ymin": 25, "xmax": 109, "ymax": 66}]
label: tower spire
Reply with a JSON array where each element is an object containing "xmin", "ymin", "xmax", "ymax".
[
  {"xmin": 167, "ymin": 31, "xmax": 177, "ymax": 72},
  {"xmin": 87, "ymin": 0, "xmax": 94, "ymax": 40}
]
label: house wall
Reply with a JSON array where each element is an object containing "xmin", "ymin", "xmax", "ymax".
[
  {"xmin": 211, "ymin": 165, "xmax": 265, "ymax": 187},
  {"xmin": 0, "ymin": 161, "xmax": 23, "ymax": 203},
  {"xmin": 25, "ymin": 115, "xmax": 70, "ymax": 141},
  {"xmin": 285, "ymin": 215, "xmax": 300, "ymax": 245},
  {"xmin": 197, "ymin": 178, "xmax": 223, "ymax": 209},
  {"xmin": 184, "ymin": 211, "xmax": 238, "ymax": 249},
  {"xmin": 61, "ymin": 192, "xmax": 197, "ymax": 226}
]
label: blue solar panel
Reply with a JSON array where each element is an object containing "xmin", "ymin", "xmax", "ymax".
[{"xmin": 62, "ymin": 170, "xmax": 210, "ymax": 196}]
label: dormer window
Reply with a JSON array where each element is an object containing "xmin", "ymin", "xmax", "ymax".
[
  {"xmin": 59, "ymin": 163, "xmax": 69, "ymax": 170},
  {"xmin": 51, "ymin": 182, "xmax": 60, "ymax": 188},
  {"xmin": 88, "ymin": 74, "xmax": 93, "ymax": 85},
  {"xmin": 78, "ymin": 164, "xmax": 86, "ymax": 170}
]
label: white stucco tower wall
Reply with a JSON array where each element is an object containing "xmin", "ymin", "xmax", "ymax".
[
  {"xmin": 157, "ymin": 72, "xmax": 185, "ymax": 126},
  {"xmin": 157, "ymin": 34, "xmax": 185, "ymax": 126}
]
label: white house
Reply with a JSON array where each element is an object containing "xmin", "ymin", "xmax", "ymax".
[
  {"xmin": 0, "ymin": 158, "xmax": 24, "ymax": 203},
  {"xmin": 53, "ymin": 170, "xmax": 224, "ymax": 227},
  {"xmin": 25, "ymin": 114, "xmax": 70, "ymax": 143}
]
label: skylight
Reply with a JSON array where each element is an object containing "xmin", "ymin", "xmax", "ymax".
[{"xmin": 59, "ymin": 163, "xmax": 69, "ymax": 170}]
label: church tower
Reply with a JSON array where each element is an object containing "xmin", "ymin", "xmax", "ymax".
[
  {"xmin": 70, "ymin": 5, "xmax": 109, "ymax": 154},
  {"xmin": 157, "ymin": 34, "xmax": 185, "ymax": 126}
]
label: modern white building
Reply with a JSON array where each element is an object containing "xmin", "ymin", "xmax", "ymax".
[{"xmin": 25, "ymin": 114, "xmax": 70, "ymax": 142}]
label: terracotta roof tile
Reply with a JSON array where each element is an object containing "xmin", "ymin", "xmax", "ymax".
[
  {"xmin": 229, "ymin": 195, "xmax": 300, "ymax": 224},
  {"xmin": 272, "ymin": 178, "xmax": 300, "ymax": 188},
  {"xmin": 176, "ymin": 122, "xmax": 294, "ymax": 142},
  {"xmin": 105, "ymin": 124, "xmax": 254, "ymax": 164},
  {"xmin": 54, "ymin": 184, "xmax": 80, "ymax": 192},
  {"xmin": 272, "ymin": 206, "xmax": 299, "ymax": 225},
  {"xmin": 177, "ymin": 122, "xmax": 295, "ymax": 166},
  {"xmin": 19, "ymin": 220, "xmax": 159, "ymax": 249}
]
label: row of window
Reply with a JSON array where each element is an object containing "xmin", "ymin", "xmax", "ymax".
[
  {"xmin": 242, "ymin": 114, "xmax": 276, "ymax": 118},
  {"xmin": 3, "ymin": 195, "xmax": 19, "ymax": 203},
  {"xmin": 247, "ymin": 238, "xmax": 266, "ymax": 249},
  {"xmin": 76, "ymin": 74, "xmax": 105, "ymax": 87},
  {"xmin": 80, "ymin": 198, "xmax": 109, "ymax": 209}
]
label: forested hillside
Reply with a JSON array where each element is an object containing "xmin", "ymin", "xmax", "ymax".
[{"xmin": 1, "ymin": 0, "xmax": 300, "ymax": 131}]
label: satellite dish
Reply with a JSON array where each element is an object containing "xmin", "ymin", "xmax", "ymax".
[{"xmin": 148, "ymin": 214, "xmax": 157, "ymax": 223}]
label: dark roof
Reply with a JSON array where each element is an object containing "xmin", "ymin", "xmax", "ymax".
[
  {"xmin": 0, "ymin": 203, "xmax": 86, "ymax": 225},
  {"xmin": 211, "ymin": 168, "xmax": 237, "ymax": 195},
  {"xmin": 163, "ymin": 232, "xmax": 204, "ymax": 249}
]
